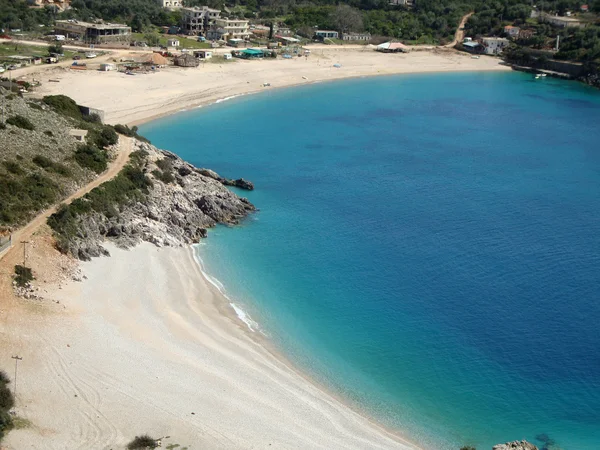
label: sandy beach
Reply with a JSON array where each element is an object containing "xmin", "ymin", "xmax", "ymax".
[
  {"xmin": 0, "ymin": 47, "xmax": 512, "ymax": 449},
  {"xmin": 1, "ymin": 243, "xmax": 418, "ymax": 449},
  {"xmin": 30, "ymin": 47, "xmax": 511, "ymax": 125}
]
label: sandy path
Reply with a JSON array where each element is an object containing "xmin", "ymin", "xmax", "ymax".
[{"xmin": 1, "ymin": 244, "xmax": 420, "ymax": 450}]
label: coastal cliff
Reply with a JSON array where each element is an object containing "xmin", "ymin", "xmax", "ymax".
[
  {"xmin": 493, "ymin": 440, "xmax": 538, "ymax": 450},
  {"xmin": 48, "ymin": 141, "xmax": 255, "ymax": 260}
]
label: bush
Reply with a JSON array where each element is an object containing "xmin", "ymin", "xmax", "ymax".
[
  {"xmin": 6, "ymin": 115, "xmax": 35, "ymax": 131},
  {"xmin": 82, "ymin": 113, "xmax": 102, "ymax": 124},
  {"xmin": 114, "ymin": 124, "xmax": 151, "ymax": 143},
  {"xmin": 127, "ymin": 435, "xmax": 158, "ymax": 449},
  {"xmin": 89, "ymin": 125, "xmax": 118, "ymax": 149},
  {"xmin": 74, "ymin": 144, "xmax": 108, "ymax": 174},
  {"xmin": 0, "ymin": 123, "xmax": 6, "ymax": 130},
  {"xmin": 460, "ymin": 446, "xmax": 476, "ymax": 450},
  {"xmin": 32, "ymin": 155, "xmax": 54, "ymax": 169},
  {"xmin": 32, "ymin": 156, "xmax": 71, "ymax": 177},
  {"xmin": 0, "ymin": 370, "xmax": 14, "ymax": 411},
  {"xmin": 2, "ymin": 161, "xmax": 24, "ymax": 175},
  {"xmin": 152, "ymin": 169, "xmax": 175, "ymax": 184},
  {"xmin": 42, "ymin": 95, "xmax": 82, "ymax": 120},
  {"xmin": 155, "ymin": 158, "xmax": 172, "ymax": 172},
  {"xmin": 28, "ymin": 102, "xmax": 44, "ymax": 111},
  {"xmin": 14, "ymin": 265, "xmax": 33, "ymax": 287},
  {"xmin": 0, "ymin": 172, "xmax": 61, "ymax": 225}
]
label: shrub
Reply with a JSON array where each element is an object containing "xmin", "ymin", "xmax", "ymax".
[
  {"xmin": 32, "ymin": 156, "xmax": 71, "ymax": 177},
  {"xmin": 152, "ymin": 169, "xmax": 175, "ymax": 184},
  {"xmin": 127, "ymin": 435, "xmax": 158, "ymax": 449},
  {"xmin": 82, "ymin": 113, "xmax": 102, "ymax": 124},
  {"xmin": 42, "ymin": 95, "xmax": 82, "ymax": 120},
  {"xmin": 114, "ymin": 124, "xmax": 151, "ymax": 143},
  {"xmin": 14, "ymin": 265, "xmax": 33, "ymax": 288},
  {"xmin": 2, "ymin": 161, "xmax": 24, "ymax": 175},
  {"xmin": 32, "ymin": 155, "xmax": 54, "ymax": 169},
  {"xmin": 28, "ymin": 102, "xmax": 44, "ymax": 111},
  {"xmin": 155, "ymin": 158, "xmax": 172, "ymax": 172},
  {"xmin": 89, "ymin": 126, "xmax": 118, "ymax": 149},
  {"xmin": 0, "ymin": 123, "xmax": 6, "ymax": 130},
  {"xmin": 0, "ymin": 369, "xmax": 13, "ymax": 440},
  {"xmin": 6, "ymin": 115, "xmax": 35, "ymax": 131},
  {"xmin": 460, "ymin": 446, "xmax": 476, "ymax": 450},
  {"xmin": 74, "ymin": 144, "xmax": 108, "ymax": 174}
]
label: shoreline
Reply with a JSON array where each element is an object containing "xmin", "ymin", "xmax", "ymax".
[
  {"xmin": 189, "ymin": 244, "xmax": 424, "ymax": 449},
  {"xmin": 2, "ymin": 243, "xmax": 422, "ymax": 449},
  {"xmin": 30, "ymin": 48, "xmax": 512, "ymax": 127}
]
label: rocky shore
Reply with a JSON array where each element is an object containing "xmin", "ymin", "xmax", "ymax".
[{"xmin": 53, "ymin": 140, "xmax": 256, "ymax": 260}]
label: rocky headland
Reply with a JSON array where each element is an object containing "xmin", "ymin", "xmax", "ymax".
[
  {"xmin": 493, "ymin": 440, "xmax": 539, "ymax": 450},
  {"xmin": 48, "ymin": 140, "xmax": 255, "ymax": 260}
]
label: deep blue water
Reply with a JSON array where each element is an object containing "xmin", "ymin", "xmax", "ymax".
[{"xmin": 140, "ymin": 72, "xmax": 600, "ymax": 449}]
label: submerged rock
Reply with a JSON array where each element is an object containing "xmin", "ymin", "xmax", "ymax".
[{"xmin": 493, "ymin": 440, "xmax": 538, "ymax": 450}]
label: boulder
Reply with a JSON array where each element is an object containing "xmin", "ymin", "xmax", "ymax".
[{"xmin": 493, "ymin": 440, "xmax": 538, "ymax": 450}]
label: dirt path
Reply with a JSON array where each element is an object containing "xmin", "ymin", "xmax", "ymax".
[
  {"xmin": 0, "ymin": 136, "xmax": 133, "ymax": 265},
  {"xmin": 445, "ymin": 12, "xmax": 474, "ymax": 48}
]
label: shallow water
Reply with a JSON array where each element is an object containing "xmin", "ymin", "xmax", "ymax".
[{"xmin": 141, "ymin": 72, "xmax": 600, "ymax": 449}]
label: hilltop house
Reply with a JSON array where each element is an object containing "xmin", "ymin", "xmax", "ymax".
[
  {"xmin": 181, "ymin": 6, "xmax": 221, "ymax": 36},
  {"xmin": 157, "ymin": 0, "xmax": 181, "ymax": 8},
  {"xmin": 504, "ymin": 25, "xmax": 521, "ymax": 38}
]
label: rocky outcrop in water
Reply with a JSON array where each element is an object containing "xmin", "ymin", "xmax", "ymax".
[
  {"xmin": 197, "ymin": 168, "xmax": 255, "ymax": 191},
  {"xmin": 493, "ymin": 441, "xmax": 538, "ymax": 450},
  {"xmin": 58, "ymin": 141, "xmax": 255, "ymax": 260}
]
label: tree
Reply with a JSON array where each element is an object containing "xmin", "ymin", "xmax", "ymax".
[
  {"xmin": 331, "ymin": 5, "xmax": 364, "ymax": 34},
  {"xmin": 47, "ymin": 42, "xmax": 63, "ymax": 55}
]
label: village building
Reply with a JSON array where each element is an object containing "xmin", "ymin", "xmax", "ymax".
[
  {"xmin": 167, "ymin": 38, "xmax": 180, "ymax": 47},
  {"xmin": 462, "ymin": 41, "xmax": 483, "ymax": 53},
  {"xmin": 342, "ymin": 32, "xmax": 372, "ymax": 42},
  {"xmin": 276, "ymin": 27, "xmax": 293, "ymax": 36},
  {"xmin": 538, "ymin": 12, "xmax": 586, "ymax": 28},
  {"xmin": 518, "ymin": 29, "xmax": 536, "ymax": 40},
  {"xmin": 55, "ymin": 20, "xmax": 131, "ymax": 45},
  {"xmin": 209, "ymin": 18, "xmax": 250, "ymax": 41},
  {"xmin": 157, "ymin": 0, "xmax": 182, "ymax": 8},
  {"xmin": 194, "ymin": 50, "xmax": 213, "ymax": 59},
  {"xmin": 580, "ymin": 4, "xmax": 589, "ymax": 12},
  {"xmin": 250, "ymin": 25, "xmax": 271, "ymax": 37},
  {"xmin": 29, "ymin": 0, "xmax": 71, "ymax": 11},
  {"xmin": 388, "ymin": 0, "xmax": 415, "ymax": 6},
  {"xmin": 181, "ymin": 6, "xmax": 221, "ymax": 36},
  {"xmin": 315, "ymin": 30, "xmax": 338, "ymax": 40},
  {"xmin": 69, "ymin": 129, "xmax": 88, "ymax": 142},
  {"xmin": 504, "ymin": 25, "xmax": 521, "ymax": 38},
  {"xmin": 275, "ymin": 35, "xmax": 300, "ymax": 46},
  {"xmin": 482, "ymin": 37, "xmax": 510, "ymax": 55}
]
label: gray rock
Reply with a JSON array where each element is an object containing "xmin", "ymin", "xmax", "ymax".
[
  {"xmin": 493, "ymin": 440, "xmax": 538, "ymax": 450},
  {"xmin": 62, "ymin": 141, "xmax": 256, "ymax": 260}
]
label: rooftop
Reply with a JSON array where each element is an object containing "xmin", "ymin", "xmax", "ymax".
[{"xmin": 56, "ymin": 19, "xmax": 130, "ymax": 30}]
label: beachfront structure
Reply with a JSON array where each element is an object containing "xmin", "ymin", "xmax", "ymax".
[
  {"xmin": 504, "ymin": 25, "xmax": 521, "ymax": 38},
  {"xmin": 315, "ymin": 30, "xmax": 338, "ymax": 40},
  {"xmin": 237, "ymin": 48, "xmax": 264, "ymax": 59},
  {"xmin": 462, "ymin": 41, "xmax": 483, "ymax": 53},
  {"xmin": 482, "ymin": 37, "xmax": 509, "ymax": 55},
  {"xmin": 181, "ymin": 6, "xmax": 221, "ymax": 36},
  {"xmin": 167, "ymin": 38, "xmax": 180, "ymax": 47},
  {"xmin": 275, "ymin": 35, "xmax": 300, "ymax": 46},
  {"xmin": 209, "ymin": 18, "xmax": 250, "ymax": 41},
  {"xmin": 194, "ymin": 50, "xmax": 213, "ymax": 59},
  {"xmin": 342, "ymin": 32, "xmax": 372, "ymax": 42},
  {"xmin": 157, "ymin": 0, "xmax": 182, "ymax": 8},
  {"xmin": 55, "ymin": 20, "xmax": 131, "ymax": 45},
  {"xmin": 376, "ymin": 41, "xmax": 410, "ymax": 53},
  {"xmin": 276, "ymin": 27, "xmax": 293, "ymax": 36},
  {"xmin": 175, "ymin": 53, "xmax": 199, "ymax": 67}
]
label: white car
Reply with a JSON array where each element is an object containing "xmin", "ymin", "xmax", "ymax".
[{"xmin": 0, "ymin": 67, "xmax": 5, "ymax": 73}]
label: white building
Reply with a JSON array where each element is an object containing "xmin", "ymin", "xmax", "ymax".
[
  {"xmin": 157, "ymin": 0, "xmax": 182, "ymax": 8},
  {"xmin": 209, "ymin": 18, "xmax": 250, "ymax": 41},
  {"xmin": 342, "ymin": 32, "xmax": 372, "ymax": 41},
  {"xmin": 504, "ymin": 25, "xmax": 521, "ymax": 38},
  {"xmin": 482, "ymin": 37, "xmax": 510, "ymax": 55},
  {"xmin": 389, "ymin": 0, "xmax": 414, "ymax": 6},
  {"xmin": 315, "ymin": 30, "xmax": 338, "ymax": 40},
  {"xmin": 167, "ymin": 38, "xmax": 180, "ymax": 47},
  {"xmin": 181, "ymin": 6, "xmax": 221, "ymax": 36}
]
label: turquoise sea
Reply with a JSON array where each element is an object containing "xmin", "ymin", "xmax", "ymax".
[{"xmin": 140, "ymin": 72, "xmax": 600, "ymax": 450}]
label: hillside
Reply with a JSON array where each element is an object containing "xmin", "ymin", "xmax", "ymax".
[{"xmin": 0, "ymin": 89, "xmax": 121, "ymax": 229}]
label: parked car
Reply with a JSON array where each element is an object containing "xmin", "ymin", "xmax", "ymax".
[
  {"xmin": 7, "ymin": 64, "xmax": 19, "ymax": 70},
  {"xmin": 73, "ymin": 55, "xmax": 81, "ymax": 60},
  {"xmin": 0, "ymin": 67, "xmax": 5, "ymax": 73}
]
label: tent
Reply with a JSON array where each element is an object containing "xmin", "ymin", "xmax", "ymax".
[{"xmin": 376, "ymin": 41, "xmax": 410, "ymax": 53}]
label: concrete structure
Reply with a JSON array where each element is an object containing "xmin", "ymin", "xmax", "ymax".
[
  {"xmin": 157, "ymin": 0, "xmax": 182, "ymax": 8},
  {"xmin": 504, "ymin": 25, "xmax": 521, "ymax": 38},
  {"xmin": 174, "ymin": 53, "xmax": 199, "ymax": 67},
  {"xmin": 315, "ymin": 30, "xmax": 338, "ymax": 40},
  {"xmin": 194, "ymin": 50, "xmax": 213, "ymax": 59},
  {"xmin": 462, "ymin": 41, "xmax": 483, "ymax": 53},
  {"xmin": 482, "ymin": 37, "xmax": 510, "ymax": 55},
  {"xmin": 342, "ymin": 32, "xmax": 371, "ymax": 41},
  {"xmin": 275, "ymin": 35, "xmax": 300, "ymax": 46},
  {"xmin": 181, "ymin": 6, "xmax": 221, "ymax": 36},
  {"xmin": 100, "ymin": 63, "xmax": 116, "ymax": 71},
  {"xmin": 55, "ymin": 20, "xmax": 131, "ymax": 44},
  {"xmin": 389, "ymin": 0, "xmax": 415, "ymax": 6},
  {"xmin": 210, "ymin": 18, "xmax": 250, "ymax": 40},
  {"xmin": 538, "ymin": 12, "xmax": 586, "ymax": 28},
  {"xmin": 167, "ymin": 38, "xmax": 180, "ymax": 47},
  {"xmin": 69, "ymin": 129, "xmax": 88, "ymax": 142}
]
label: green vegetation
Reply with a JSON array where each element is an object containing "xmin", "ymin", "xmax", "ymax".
[
  {"xmin": 6, "ymin": 115, "xmax": 35, "ymax": 131},
  {"xmin": 153, "ymin": 157, "xmax": 176, "ymax": 184},
  {"xmin": 114, "ymin": 124, "xmax": 151, "ymax": 143},
  {"xmin": 88, "ymin": 125, "xmax": 118, "ymax": 150},
  {"xmin": 0, "ymin": 172, "xmax": 61, "ymax": 224},
  {"xmin": 48, "ymin": 152, "xmax": 152, "ymax": 255},
  {"xmin": 0, "ymin": 370, "xmax": 14, "ymax": 441},
  {"xmin": 42, "ymin": 95, "xmax": 83, "ymax": 121},
  {"xmin": 460, "ymin": 446, "xmax": 476, "ymax": 450},
  {"xmin": 74, "ymin": 144, "xmax": 108, "ymax": 174},
  {"xmin": 32, "ymin": 155, "xmax": 71, "ymax": 177},
  {"xmin": 127, "ymin": 434, "xmax": 159, "ymax": 449},
  {"xmin": 2, "ymin": 161, "xmax": 24, "ymax": 175},
  {"xmin": 14, "ymin": 264, "xmax": 33, "ymax": 287}
]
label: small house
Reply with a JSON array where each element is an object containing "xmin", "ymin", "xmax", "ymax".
[
  {"xmin": 462, "ymin": 41, "xmax": 483, "ymax": 53},
  {"xmin": 223, "ymin": 53, "xmax": 232, "ymax": 60},
  {"xmin": 342, "ymin": 32, "xmax": 371, "ymax": 42},
  {"xmin": 194, "ymin": 50, "xmax": 212, "ymax": 59},
  {"xmin": 174, "ymin": 53, "xmax": 199, "ymax": 67},
  {"xmin": 227, "ymin": 38, "xmax": 245, "ymax": 48},
  {"xmin": 315, "ymin": 30, "xmax": 338, "ymax": 40},
  {"xmin": 504, "ymin": 25, "xmax": 521, "ymax": 38},
  {"xmin": 580, "ymin": 4, "xmax": 589, "ymax": 12},
  {"xmin": 275, "ymin": 36, "xmax": 300, "ymax": 46},
  {"xmin": 167, "ymin": 38, "xmax": 180, "ymax": 47},
  {"xmin": 100, "ymin": 63, "xmax": 116, "ymax": 71},
  {"xmin": 69, "ymin": 129, "xmax": 88, "ymax": 142}
]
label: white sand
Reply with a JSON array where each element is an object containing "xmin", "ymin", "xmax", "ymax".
[
  {"xmin": 33, "ymin": 47, "xmax": 510, "ymax": 125},
  {"xmin": 2, "ymin": 244, "xmax": 418, "ymax": 449}
]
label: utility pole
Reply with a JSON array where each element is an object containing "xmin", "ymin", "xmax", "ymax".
[
  {"xmin": 11, "ymin": 355, "xmax": 23, "ymax": 399},
  {"xmin": 20, "ymin": 240, "xmax": 29, "ymax": 266}
]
